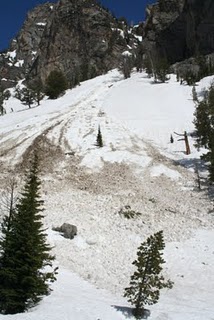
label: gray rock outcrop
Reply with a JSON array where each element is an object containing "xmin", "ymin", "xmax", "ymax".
[
  {"xmin": 53, "ymin": 223, "xmax": 77, "ymax": 239},
  {"xmin": 0, "ymin": 0, "xmax": 137, "ymax": 88},
  {"xmin": 143, "ymin": 0, "xmax": 214, "ymax": 64}
]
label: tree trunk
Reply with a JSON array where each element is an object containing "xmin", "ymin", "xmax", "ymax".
[{"xmin": 184, "ymin": 131, "xmax": 191, "ymax": 155}]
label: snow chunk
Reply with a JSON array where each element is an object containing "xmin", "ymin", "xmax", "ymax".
[
  {"xmin": 36, "ymin": 22, "xmax": 47, "ymax": 26},
  {"xmin": 122, "ymin": 50, "xmax": 132, "ymax": 57},
  {"xmin": 134, "ymin": 35, "xmax": 143, "ymax": 42},
  {"xmin": 111, "ymin": 28, "xmax": 125, "ymax": 38},
  {"xmin": 6, "ymin": 50, "xmax": 16, "ymax": 59},
  {"xmin": 150, "ymin": 164, "xmax": 181, "ymax": 180},
  {"xmin": 14, "ymin": 59, "xmax": 24, "ymax": 67}
]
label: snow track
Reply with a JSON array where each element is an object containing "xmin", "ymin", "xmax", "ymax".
[{"xmin": 0, "ymin": 70, "xmax": 214, "ymax": 320}]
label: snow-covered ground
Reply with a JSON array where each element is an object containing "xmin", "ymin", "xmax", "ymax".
[{"xmin": 0, "ymin": 70, "xmax": 214, "ymax": 319}]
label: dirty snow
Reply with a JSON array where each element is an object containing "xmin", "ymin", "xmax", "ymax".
[{"xmin": 0, "ymin": 70, "xmax": 214, "ymax": 320}]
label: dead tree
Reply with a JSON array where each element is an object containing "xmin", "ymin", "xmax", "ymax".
[{"xmin": 174, "ymin": 131, "xmax": 191, "ymax": 155}]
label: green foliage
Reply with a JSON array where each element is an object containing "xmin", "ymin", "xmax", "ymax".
[
  {"xmin": 28, "ymin": 78, "xmax": 45, "ymax": 106},
  {"xmin": 96, "ymin": 125, "xmax": 103, "ymax": 148},
  {"xmin": 135, "ymin": 45, "xmax": 144, "ymax": 73},
  {"xmin": 124, "ymin": 231, "xmax": 173, "ymax": 318},
  {"xmin": 15, "ymin": 86, "xmax": 35, "ymax": 108},
  {"xmin": 154, "ymin": 57, "xmax": 170, "ymax": 83},
  {"xmin": 178, "ymin": 56, "xmax": 214, "ymax": 86},
  {"xmin": 118, "ymin": 205, "xmax": 141, "ymax": 219},
  {"xmin": 193, "ymin": 82, "xmax": 214, "ymax": 181},
  {"xmin": 0, "ymin": 154, "xmax": 57, "ymax": 314},
  {"xmin": 0, "ymin": 87, "xmax": 10, "ymax": 115},
  {"xmin": 143, "ymin": 53, "xmax": 170, "ymax": 82},
  {"xmin": 142, "ymin": 55, "xmax": 153, "ymax": 78},
  {"xmin": 182, "ymin": 70, "xmax": 198, "ymax": 85},
  {"xmin": 119, "ymin": 53, "xmax": 133, "ymax": 79},
  {"xmin": 193, "ymin": 99, "xmax": 210, "ymax": 148},
  {"xmin": 45, "ymin": 70, "xmax": 67, "ymax": 99},
  {"xmin": 195, "ymin": 55, "xmax": 214, "ymax": 80}
]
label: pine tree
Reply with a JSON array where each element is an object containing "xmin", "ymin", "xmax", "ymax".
[
  {"xmin": 0, "ymin": 153, "xmax": 57, "ymax": 314},
  {"xmin": 124, "ymin": 231, "xmax": 173, "ymax": 319},
  {"xmin": 193, "ymin": 97, "xmax": 210, "ymax": 148},
  {"xmin": 45, "ymin": 70, "xmax": 67, "ymax": 99},
  {"xmin": 143, "ymin": 55, "xmax": 153, "ymax": 78},
  {"xmin": 28, "ymin": 78, "xmax": 45, "ymax": 106},
  {"xmin": 154, "ymin": 57, "xmax": 170, "ymax": 83},
  {"xmin": 193, "ymin": 82, "xmax": 214, "ymax": 181},
  {"xmin": 96, "ymin": 125, "xmax": 103, "ymax": 147},
  {"xmin": 20, "ymin": 87, "xmax": 35, "ymax": 108},
  {"xmin": 135, "ymin": 44, "xmax": 144, "ymax": 73}
]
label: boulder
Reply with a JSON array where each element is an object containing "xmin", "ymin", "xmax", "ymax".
[{"xmin": 53, "ymin": 223, "xmax": 77, "ymax": 239}]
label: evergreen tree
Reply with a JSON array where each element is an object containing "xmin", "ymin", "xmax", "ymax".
[
  {"xmin": 135, "ymin": 45, "xmax": 144, "ymax": 73},
  {"xmin": 96, "ymin": 125, "xmax": 103, "ymax": 147},
  {"xmin": 18, "ymin": 87, "xmax": 35, "ymax": 108},
  {"xmin": 143, "ymin": 54, "xmax": 153, "ymax": 78},
  {"xmin": 28, "ymin": 78, "xmax": 45, "ymax": 106},
  {"xmin": 193, "ymin": 82, "xmax": 214, "ymax": 181},
  {"xmin": 143, "ymin": 52, "xmax": 169, "ymax": 82},
  {"xmin": 154, "ymin": 57, "xmax": 170, "ymax": 83},
  {"xmin": 185, "ymin": 70, "xmax": 197, "ymax": 86},
  {"xmin": 124, "ymin": 231, "xmax": 173, "ymax": 318},
  {"xmin": 120, "ymin": 52, "xmax": 133, "ymax": 79},
  {"xmin": 45, "ymin": 70, "xmax": 67, "ymax": 99},
  {"xmin": 193, "ymin": 96, "xmax": 210, "ymax": 148},
  {"xmin": 0, "ymin": 154, "xmax": 57, "ymax": 314}
]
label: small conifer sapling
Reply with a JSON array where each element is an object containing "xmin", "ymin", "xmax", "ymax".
[
  {"xmin": 124, "ymin": 231, "xmax": 173, "ymax": 319},
  {"xmin": 96, "ymin": 125, "xmax": 103, "ymax": 147}
]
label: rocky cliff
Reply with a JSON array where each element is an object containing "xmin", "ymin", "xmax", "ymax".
[
  {"xmin": 0, "ymin": 0, "xmax": 137, "ymax": 88},
  {"xmin": 143, "ymin": 0, "xmax": 214, "ymax": 63}
]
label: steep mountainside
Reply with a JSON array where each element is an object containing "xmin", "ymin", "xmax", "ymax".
[
  {"xmin": 0, "ymin": 0, "xmax": 136, "ymax": 88},
  {"xmin": 143, "ymin": 0, "xmax": 214, "ymax": 63},
  {"xmin": 1, "ymin": 0, "xmax": 214, "ymax": 89}
]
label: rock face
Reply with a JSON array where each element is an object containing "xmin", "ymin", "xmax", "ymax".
[
  {"xmin": 143, "ymin": 0, "xmax": 214, "ymax": 63},
  {"xmin": 0, "ymin": 3, "xmax": 53, "ymax": 88},
  {"xmin": 0, "ymin": 0, "xmax": 136, "ymax": 88}
]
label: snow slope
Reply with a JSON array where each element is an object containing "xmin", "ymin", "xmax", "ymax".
[{"xmin": 0, "ymin": 70, "xmax": 214, "ymax": 319}]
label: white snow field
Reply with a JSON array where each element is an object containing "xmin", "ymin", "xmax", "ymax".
[{"xmin": 0, "ymin": 70, "xmax": 214, "ymax": 319}]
